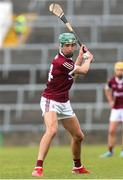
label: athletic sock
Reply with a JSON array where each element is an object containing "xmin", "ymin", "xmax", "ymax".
[
  {"xmin": 73, "ymin": 159, "xmax": 81, "ymax": 167},
  {"xmin": 36, "ymin": 160, "xmax": 43, "ymax": 168},
  {"xmin": 108, "ymin": 146, "xmax": 113, "ymax": 153}
]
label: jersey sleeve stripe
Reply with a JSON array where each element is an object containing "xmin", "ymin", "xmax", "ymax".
[
  {"xmin": 69, "ymin": 65, "xmax": 77, "ymax": 75},
  {"xmin": 63, "ymin": 62, "xmax": 73, "ymax": 70},
  {"xmin": 64, "ymin": 62, "xmax": 73, "ymax": 68},
  {"xmin": 63, "ymin": 64, "xmax": 73, "ymax": 70}
]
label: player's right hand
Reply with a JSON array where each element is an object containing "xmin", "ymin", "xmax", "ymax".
[
  {"xmin": 109, "ymin": 101, "xmax": 114, "ymax": 108},
  {"xmin": 83, "ymin": 51, "xmax": 93, "ymax": 63}
]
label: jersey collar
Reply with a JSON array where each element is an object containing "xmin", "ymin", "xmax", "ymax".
[
  {"xmin": 59, "ymin": 50, "xmax": 73, "ymax": 60},
  {"xmin": 115, "ymin": 77, "xmax": 123, "ymax": 84}
]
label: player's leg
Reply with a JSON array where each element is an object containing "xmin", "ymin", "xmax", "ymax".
[
  {"xmin": 108, "ymin": 121, "xmax": 119, "ymax": 153},
  {"xmin": 62, "ymin": 116, "xmax": 83, "ymax": 159},
  {"xmin": 100, "ymin": 108, "xmax": 120, "ymax": 158},
  {"xmin": 37, "ymin": 111, "xmax": 58, "ymax": 160},
  {"xmin": 32, "ymin": 111, "xmax": 58, "ymax": 177},
  {"xmin": 61, "ymin": 115, "xmax": 90, "ymax": 174},
  {"xmin": 100, "ymin": 121, "xmax": 119, "ymax": 158},
  {"xmin": 120, "ymin": 121, "xmax": 123, "ymax": 157},
  {"xmin": 120, "ymin": 110, "xmax": 123, "ymax": 157}
]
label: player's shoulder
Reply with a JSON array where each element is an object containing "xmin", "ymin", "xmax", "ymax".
[
  {"xmin": 52, "ymin": 53, "xmax": 65, "ymax": 65},
  {"xmin": 107, "ymin": 76, "xmax": 115, "ymax": 84}
]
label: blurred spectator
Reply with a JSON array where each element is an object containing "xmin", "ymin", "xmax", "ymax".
[{"xmin": 14, "ymin": 14, "xmax": 27, "ymax": 43}]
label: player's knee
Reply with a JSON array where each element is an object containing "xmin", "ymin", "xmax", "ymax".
[
  {"xmin": 74, "ymin": 132, "xmax": 84, "ymax": 142},
  {"xmin": 80, "ymin": 133, "xmax": 84, "ymax": 141},
  {"xmin": 47, "ymin": 127, "xmax": 57, "ymax": 137},
  {"xmin": 109, "ymin": 129, "xmax": 116, "ymax": 136}
]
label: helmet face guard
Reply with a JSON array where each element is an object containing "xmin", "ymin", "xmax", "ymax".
[{"xmin": 59, "ymin": 33, "xmax": 77, "ymax": 47}]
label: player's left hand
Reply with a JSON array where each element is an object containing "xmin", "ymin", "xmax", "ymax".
[
  {"xmin": 78, "ymin": 45, "xmax": 84, "ymax": 59},
  {"xmin": 82, "ymin": 45, "xmax": 88, "ymax": 53},
  {"xmin": 78, "ymin": 44, "xmax": 88, "ymax": 57}
]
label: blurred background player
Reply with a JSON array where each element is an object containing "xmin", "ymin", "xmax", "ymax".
[
  {"xmin": 32, "ymin": 32, "xmax": 93, "ymax": 177},
  {"xmin": 100, "ymin": 61, "xmax": 123, "ymax": 158}
]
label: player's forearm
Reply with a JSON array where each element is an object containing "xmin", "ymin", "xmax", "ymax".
[
  {"xmin": 75, "ymin": 55, "xmax": 83, "ymax": 66},
  {"xmin": 74, "ymin": 51, "xmax": 93, "ymax": 75},
  {"xmin": 74, "ymin": 59, "xmax": 91, "ymax": 75},
  {"xmin": 105, "ymin": 89, "xmax": 114, "ymax": 107},
  {"xmin": 80, "ymin": 59, "xmax": 92, "ymax": 74}
]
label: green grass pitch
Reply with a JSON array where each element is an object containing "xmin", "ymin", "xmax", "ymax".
[{"xmin": 0, "ymin": 145, "xmax": 123, "ymax": 179}]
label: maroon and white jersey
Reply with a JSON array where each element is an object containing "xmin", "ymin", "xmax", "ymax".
[
  {"xmin": 42, "ymin": 52, "xmax": 76, "ymax": 102},
  {"xmin": 106, "ymin": 76, "xmax": 123, "ymax": 109}
]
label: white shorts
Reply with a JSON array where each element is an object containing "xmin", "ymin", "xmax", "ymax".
[
  {"xmin": 109, "ymin": 109, "xmax": 123, "ymax": 122},
  {"xmin": 40, "ymin": 97, "xmax": 75, "ymax": 120}
]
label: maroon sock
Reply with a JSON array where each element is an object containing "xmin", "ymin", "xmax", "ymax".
[
  {"xmin": 36, "ymin": 160, "xmax": 43, "ymax": 167},
  {"xmin": 73, "ymin": 159, "xmax": 81, "ymax": 167},
  {"xmin": 109, "ymin": 146, "xmax": 113, "ymax": 153}
]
